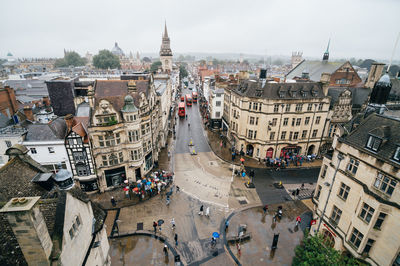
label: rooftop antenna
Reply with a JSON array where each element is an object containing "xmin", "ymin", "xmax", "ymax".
[{"xmin": 387, "ymin": 32, "xmax": 400, "ymax": 73}]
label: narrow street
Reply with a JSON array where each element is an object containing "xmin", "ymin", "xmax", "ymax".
[{"xmin": 108, "ymin": 84, "xmax": 316, "ymax": 266}]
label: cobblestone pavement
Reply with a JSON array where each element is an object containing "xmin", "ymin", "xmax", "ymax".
[
  {"xmin": 227, "ymin": 202, "xmax": 311, "ymax": 266},
  {"xmin": 109, "ymin": 235, "xmax": 174, "ymax": 265}
]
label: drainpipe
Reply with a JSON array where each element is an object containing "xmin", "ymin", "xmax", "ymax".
[
  {"xmin": 316, "ymin": 152, "xmax": 344, "ymax": 233},
  {"xmin": 274, "ymin": 104, "xmax": 285, "ymax": 158}
]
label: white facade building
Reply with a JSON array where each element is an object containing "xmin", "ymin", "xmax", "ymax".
[{"xmin": 0, "ymin": 125, "xmax": 26, "ymax": 166}]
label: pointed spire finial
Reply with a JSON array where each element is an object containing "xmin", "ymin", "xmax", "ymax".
[
  {"xmin": 325, "ymin": 38, "xmax": 331, "ymax": 53},
  {"xmin": 164, "ymin": 20, "xmax": 169, "ymax": 38}
]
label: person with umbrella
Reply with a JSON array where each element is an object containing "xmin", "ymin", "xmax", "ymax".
[
  {"xmin": 158, "ymin": 219, "xmax": 164, "ymax": 232},
  {"xmin": 171, "ymin": 218, "xmax": 176, "ymax": 230},
  {"xmin": 163, "ymin": 244, "xmax": 168, "ymax": 256},
  {"xmin": 174, "ymin": 233, "xmax": 178, "ymax": 246},
  {"xmin": 111, "ymin": 196, "xmax": 116, "ymax": 207},
  {"xmin": 199, "ymin": 205, "xmax": 204, "ymax": 215},
  {"xmin": 153, "ymin": 221, "xmax": 158, "ymax": 233}
]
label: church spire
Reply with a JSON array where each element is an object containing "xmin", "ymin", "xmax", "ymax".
[
  {"xmin": 322, "ymin": 38, "xmax": 330, "ymax": 62},
  {"xmin": 163, "ymin": 20, "xmax": 169, "ymax": 38}
]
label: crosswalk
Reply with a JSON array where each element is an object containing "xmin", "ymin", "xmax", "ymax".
[{"xmin": 284, "ymin": 183, "xmax": 315, "ymax": 200}]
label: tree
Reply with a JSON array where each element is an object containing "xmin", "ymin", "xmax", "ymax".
[
  {"xmin": 150, "ymin": 61, "xmax": 162, "ymax": 73},
  {"xmin": 92, "ymin": 50, "xmax": 120, "ymax": 69},
  {"xmin": 179, "ymin": 64, "xmax": 188, "ymax": 79},
  {"xmin": 359, "ymin": 59, "xmax": 376, "ymax": 70},
  {"xmin": 55, "ymin": 51, "xmax": 86, "ymax": 67},
  {"xmin": 293, "ymin": 231, "xmax": 365, "ymax": 266}
]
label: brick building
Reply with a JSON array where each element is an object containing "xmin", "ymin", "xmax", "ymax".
[{"xmin": 0, "ymin": 86, "xmax": 18, "ymax": 119}]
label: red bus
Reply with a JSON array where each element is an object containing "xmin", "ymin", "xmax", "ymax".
[
  {"xmin": 185, "ymin": 94, "xmax": 192, "ymax": 106},
  {"xmin": 192, "ymin": 92, "xmax": 198, "ymax": 103},
  {"xmin": 178, "ymin": 102, "xmax": 185, "ymax": 117}
]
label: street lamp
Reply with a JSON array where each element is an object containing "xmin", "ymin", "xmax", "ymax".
[{"xmin": 316, "ymin": 152, "xmax": 344, "ymax": 233}]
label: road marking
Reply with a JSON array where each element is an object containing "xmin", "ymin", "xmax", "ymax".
[{"xmin": 180, "ymin": 189, "xmax": 228, "ymax": 208}]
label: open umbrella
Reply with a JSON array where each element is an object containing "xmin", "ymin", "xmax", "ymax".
[
  {"xmin": 146, "ymin": 181, "xmax": 152, "ymax": 186},
  {"xmin": 157, "ymin": 219, "xmax": 164, "ymax": 226},
  {"xmin": 123, "ymin": 186, "xmax": 129, "ymax": 191},
  {"xmin": 133, "ymin": 187, "xmax": 139, "ymax": 192},
  {"xmin": 212, "ymin": 232, "xmax": 220, "ymax": 239},
  {"xmin": 124, "ymin": 180, "xmax": 129, "ymax": 184},
  {"xmin": 155, "ymin": 178, "xmax": 160, "ymax": 182},
  {"xmin": 166, "ymin": 191, "xmax": 172, "ymax": 196},
  {"xmin": 240, "ymin": 158, "xmax": 245, "ymax": 162},
  {"xmin": 136, "ymin": 180, "xmax": 142, "ymax": 183}
]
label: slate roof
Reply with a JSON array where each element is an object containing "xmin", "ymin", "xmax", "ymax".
[
  {"xmin": 25, "ymin": 117, "xmax": 67, "ymax": 141},
  {"xmin": 341, "ymin": 113, "xmax": 400, "ymax": 167},
  {"xmin": 0, "ymin": 154, "xmax": 106, "ymax": 265},
  {"xmin": 286, "ymin": 60, "xmax": 344, "ymax": 82},
  {"xmin": 232, "ymin": 80, "xmax": 325, "ymax": 100},
  {"xmin": 76, "ymin": 102, "xmax": 90, "ymax": 117},
  {"xmin": 4, "ymin": 79, "xmax": 49, "ymax": 100},
  {"xmin": 327, "ymin": 87, "xmax": 371, "ymax": 108},
  {"xmin": 94, "ymin": 80, "xmax": 149, "ymax": 111}
]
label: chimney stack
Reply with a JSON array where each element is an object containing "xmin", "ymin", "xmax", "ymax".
[
  {"xmin": 64, "ymin": 114, "xmax": 74, "ymax": 131},
  {"xmin": 23, "ymin": 106, "xmax": 34, "ymax": 121},
  {"xmin": 0, "ymin": 197, "xmax": 53, "ymax": 265},
  {"xmin": 42, "ymin": 96, "xmax": 50, "ymax": 107}
]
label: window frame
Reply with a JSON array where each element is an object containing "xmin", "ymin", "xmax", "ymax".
[
  {"xmin": 330, "ymin": 205, "xmax": 342, "ymax": 226},
  {"xmin": 366, "ymin": 135, "xmax": 382, "ymax": 152},
  {"xmin": 373, "ymin": 172, "xmax": 397, "ymax": 196},
  {"xmin": 359, "ymin": 203, "xmax": 375, "ymax": 224},
  {"xmin": 338, "ymin": 182, "xmax": 350, "ymax": 201},
  {"xmin": 346, "ymin": 158, "xmax": 359, "ymax": 175},
  {"xmin": 373, "ymin": 212, "xmax": 387, "ymax": 230},
  {"xmin": 349, "ymin": 227, "xmax": 364, "ymax": 249}
]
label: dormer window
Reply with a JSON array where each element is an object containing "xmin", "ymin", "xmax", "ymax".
[
  {"xmin": 393, "ymin": 146, "xmax": 400, "ymax": 162},
  {"xmin": 366, "ymin": 135, "xmax": 382, "ymax": 152}
]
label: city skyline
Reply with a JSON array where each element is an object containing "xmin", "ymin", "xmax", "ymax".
[{"xmin": 0, "ymin": 0, "xmax": 399, "ymax": 60}]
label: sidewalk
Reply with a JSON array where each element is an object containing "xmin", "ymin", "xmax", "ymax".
[
  {"xmin": 206, "ymin": 129, "xmax": 323, "ymax": 170},
  {"xmin": 88, "ymin": 142, "xmax": 173, "ymax": 210}
]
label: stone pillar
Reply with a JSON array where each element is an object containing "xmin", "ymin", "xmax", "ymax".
[{"xmin": 0, "ymin": 197, "xmax": 53, "ymax": 266}]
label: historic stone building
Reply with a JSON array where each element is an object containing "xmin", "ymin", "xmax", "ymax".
[
  {"xmin": 159, "ymin": 22, "xmax": 173, "ymax": 73},
  {"xmin": 88, "ymin": 78, "xmax": 160, "ymax": 191},
  {"xmin": 224, "ymin": 79, "xmax": 330, "ymax": 159},
  {"xmin": 311, "ymin": 113, "xmax": 400, "ymax": 266}
]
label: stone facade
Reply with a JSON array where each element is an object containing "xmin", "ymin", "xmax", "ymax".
[
  {"xmin": 88, "ymin": 79, "xmax": 160, "ymax": 192},
  {"xmin": 1, "ymin": 197, "xmax": 53, "ymax": 266},
  {"xmin": 311, "ymin": 114, "xmax": 400, "ymax": 266},
  {"xmin": 224, "ymin": 80, "xmax": 330, "ymax": 158}
]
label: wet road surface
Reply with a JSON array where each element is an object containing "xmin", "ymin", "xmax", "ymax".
[{"xmin": 175, "ymin": 88, "xmax": 211, "ymax": 154}]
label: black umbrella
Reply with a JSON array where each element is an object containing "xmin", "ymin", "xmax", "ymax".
[
  {"xmin": 166, "ymin": 191, "xmax": 172, "ymax": 196},
  {"xmin": 158, "ymin": 219, "xmax": 164, "ymax": 226}
]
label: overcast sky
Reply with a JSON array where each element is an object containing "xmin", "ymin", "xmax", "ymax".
[{"xmin": 0, "ymin": 0, "xmax": 399, "ymax": 60}]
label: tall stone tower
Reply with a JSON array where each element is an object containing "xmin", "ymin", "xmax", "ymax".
[
  {"xmin": 160, "ymin": 22, "xmax": 173, "ymax": 72},
  {"xmin": 291, "ymin": 51, "xmax": 303, "ymax": 69}
]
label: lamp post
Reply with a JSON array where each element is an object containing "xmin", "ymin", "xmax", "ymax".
[{"xmin": 316, "ymin": 152, "xmax": 344, "ymax": 233}]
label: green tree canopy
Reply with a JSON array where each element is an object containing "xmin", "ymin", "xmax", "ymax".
[
  {"xmin": 92, "ymin": 50, "xmax": 120, "ymax": 69},
  {"xmin": 150, "ymin": 61, "xmax": 162, "ymax": 73},
  {"xmin": 293, "ymin": 232, "xmax": 365, "ymax": 266},
  {"xmin": 55, "ymin": 51, "xmax": 87, "ymax": 67},
  {"xmin": 179, "ymin": 64, "xmax": 188, "ymax": 79}
]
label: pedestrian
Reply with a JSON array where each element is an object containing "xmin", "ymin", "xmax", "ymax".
[
  {"xmin": 176, "ymin": 186, "xmax": 180, "ymax": 192},
  {"xmin": 236, "ymin": 243, "xmax": 241, "ymax": 257},
  {"xmin": 263, "ymin": 204, "xmax": 268, "ymax": 214},
  {"xmin": 211, "ymin": 237, "xmax": 216, "ymax": 247},
  {"xmin": 225, "ymin": 220, "xmax": 229, "ymax": 231},
  {"xmin": 171, "ymin": 218, "xmax": 176, "ymax": 230},
  {"xmin": 163, "ymin": 244, "xmax": 168, "ymax": 256},
  {"xmin": 301, "ymin": 183, "xmax": 305, "ymax": 190},
  {"xmin": 205, "ymin": 206, "xmax": 210, "ymax": 217},
  {"xmin": 111, "ymin": 196, "xmax": 116, "ymax": 207},
  {"xmin": 296, "ymin": 216, "xmax": 301, "ymax": 226},
  {"xmin": 174, "ymin": 233, "xmax": 178, "ymax": 246},
  {"xmin": 199, "ymin": 205, "xmax": 204, "ymax": 215},
  {"xmin": 153, "ymin": 221, "xmax": 158, "ymax": 233}
]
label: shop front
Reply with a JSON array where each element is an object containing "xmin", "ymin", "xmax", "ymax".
[
  {"xmin": 105, "ymin": 166, "xmax": 126, "ymax": 187},
  {"xmin": 280, "ymin": 146, "xmax": 301, "ymax": 157}
]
